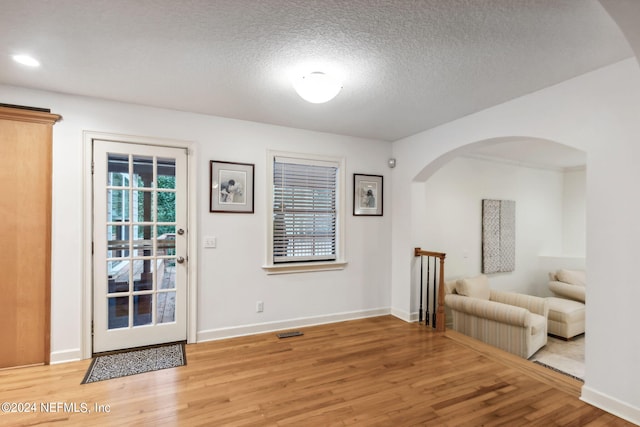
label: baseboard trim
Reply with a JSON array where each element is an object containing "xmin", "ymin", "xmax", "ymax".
[
  {"xmin": 581, "ymin": 385, "xmax": 640, "ymax": 425},
  {"xmin": 50, "ymin": 349, "xmax": 83, "ymax": 364},
  {"xmin": 52, "ymin": 309, "xmax": 396, "ymax": 363},
  {"xmin": 390, "ymin": 307, "xmax": 412, "ymax": 322},
  {"xmin": 197, "ymin": 308, "xmax": 391, "ymax": 342},
  {"xmin": 391, "ymin": 308, "xmax": 434, "ymax": 323}
]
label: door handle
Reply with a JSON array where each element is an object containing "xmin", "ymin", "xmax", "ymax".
[{"xmin": 176, "ymin": 256, "xmax": 185, "ymax": 264}]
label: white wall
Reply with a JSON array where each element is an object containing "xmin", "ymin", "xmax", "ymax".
[
  {"xmin": 391, "ymin": 59, "xmax": 640, "ymax": 423},
  {"xmin": 538, "ymin": 167, "xmax": 587, "ymax": 296},
  {"xmin": 412, "ymin": 156, "xmax": 565, "ymax": 300},
  {"xmin": 0, "ymin": 84, "xmax": 392, "ymax": 360},
  {"xmin": 563, "ymin": 168, "xmax": 587, "ymax": 256}
]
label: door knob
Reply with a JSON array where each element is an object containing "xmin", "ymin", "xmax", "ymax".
[
  {"xmin": 177, "ymin": 228, "xmax": 185, "ymax": 235},
  {"xmin": 176, "ymin": 256, "xmax": 185, "ymax": 264}
]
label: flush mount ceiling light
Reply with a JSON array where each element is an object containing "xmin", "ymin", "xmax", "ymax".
[
  {"xmin": 12, "ymin": 54, "xmax": 40, "ymax": 67},
  {"xmin": 293, "ymin": 71, "xmax": 342, "ymax": 104}
]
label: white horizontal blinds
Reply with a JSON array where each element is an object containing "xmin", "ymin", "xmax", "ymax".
[{"xmin": 273, "ymin": 156, "xmax": 338, "ymax": 263}]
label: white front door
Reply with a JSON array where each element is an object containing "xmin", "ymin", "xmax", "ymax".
[{"xmin": 93, "ymin": 140, "xmax": 188, "ymax": 353}]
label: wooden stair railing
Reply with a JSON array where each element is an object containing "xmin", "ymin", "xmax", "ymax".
[{"xmin": 414, "ymin": 248, "xmax": 446, "ymax": 332}]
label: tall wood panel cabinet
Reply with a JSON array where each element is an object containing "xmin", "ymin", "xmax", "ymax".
[{"xmin": 0, "ymin": 105, "xmax": 61, "ymax": 368}]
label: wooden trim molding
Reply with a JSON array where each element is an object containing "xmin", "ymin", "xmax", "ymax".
[{"xmin": 0, "ymin": 105, "xmax": 61, "ymax": 125}]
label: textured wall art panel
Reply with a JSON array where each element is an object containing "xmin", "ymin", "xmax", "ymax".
[
  {"xmin": 482, "ymin": 199, "xmax": 516, "ymax": 273},
  {"xmin": 482, "ymin": 199, "xmax": 501, "ymax": 274}
]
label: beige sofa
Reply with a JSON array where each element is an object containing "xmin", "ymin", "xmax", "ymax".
[
  {"xmin": 444, "ymin": 274, "xmax": 548, "ymax": 358},
  {"xmin": 548, "ymin": 269, "xmax": 586, "ymax": 303},
  {"xmin": 547, "ymin": 269, "xmax": 586, "ymax": 339}
]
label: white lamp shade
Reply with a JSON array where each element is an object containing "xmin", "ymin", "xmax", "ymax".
[{"xmin": 293, "ymin": 72, "xmax": 342, "ymax": 103}]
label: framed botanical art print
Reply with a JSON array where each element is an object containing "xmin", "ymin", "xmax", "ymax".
[
  {"xmin": 353, "ymin": 174, "xmax": 383, "ymax": 216},
  {"xmin": 210, "ymin": 160, "xmax": 255, "ymax": 213}
]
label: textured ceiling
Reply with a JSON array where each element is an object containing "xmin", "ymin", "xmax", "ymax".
[{"xmin": 0, "ymin": 0, "xmax": 634, "ymax": 148}]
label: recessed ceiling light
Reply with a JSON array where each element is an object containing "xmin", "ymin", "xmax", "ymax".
[
  {"xmin": 12, "ymin": 54, "xmax": 40, "ymax": 67},
  {"xmin": 293, "ymin": 72, "xmax": 342, "ymax": 104}
]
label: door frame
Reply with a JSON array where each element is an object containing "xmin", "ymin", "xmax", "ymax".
[{"xmin": 82, "ymin": 131, "xmax": 198, "ymax": 359}]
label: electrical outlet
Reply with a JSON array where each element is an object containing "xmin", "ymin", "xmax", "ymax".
[
  {"xmin": 256, "ymin": 301, "xmax": 264, "ymax": 313},
  {"xmin": 204, "ymin": 236, "xmax": 217, "ymax": 248}
]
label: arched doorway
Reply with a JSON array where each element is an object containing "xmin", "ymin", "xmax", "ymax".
[{"xmin": 411, "ymin": 136, "xmax": 586, "ymax": 378}]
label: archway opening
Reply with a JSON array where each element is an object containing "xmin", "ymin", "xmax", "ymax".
[{"xmin": 412, "ymin": 136, "xmax": 586, "ymax": 377}]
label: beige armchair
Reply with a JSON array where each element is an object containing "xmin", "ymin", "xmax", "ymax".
[{"xmin": 445, "ymin": 275, "xmax": 548, "ymax": 359}]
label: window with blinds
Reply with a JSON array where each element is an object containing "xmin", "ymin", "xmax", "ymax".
[{"xmin": 273, "ymin": 156, "xmax": 338, "ymax": 263}]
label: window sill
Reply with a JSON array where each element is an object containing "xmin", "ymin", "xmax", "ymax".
[{"xmin": 262, "ymin": 260, "xmax": 348, "ymax": 275}]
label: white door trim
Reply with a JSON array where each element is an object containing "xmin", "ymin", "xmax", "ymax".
[{"xmin": 82, "ymin": 131, "xmax": 198, "ymax": 359}]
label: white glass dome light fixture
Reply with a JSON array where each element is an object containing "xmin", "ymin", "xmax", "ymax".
[
  {"xmin": 293, "ymin": 71, "xmax": 342, "ymax": 104},
  {"xmin": 12, "ymin": 54, "xmax": 41, "ymax": 67}
]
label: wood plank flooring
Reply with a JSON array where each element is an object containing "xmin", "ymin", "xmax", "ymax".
[{"xmin": 0, "ymin": 316, "xmax": 632, "ymax": 426}]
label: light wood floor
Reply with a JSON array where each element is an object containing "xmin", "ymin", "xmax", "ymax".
[{"xmin": 0, "ymin": 316, "xmax": 632, "ymax": 426}]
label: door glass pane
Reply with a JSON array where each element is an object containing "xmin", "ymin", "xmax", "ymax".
[
  {"xmin": 133, "ymin": 155, "xmax": 154, "ymax": 188},
  {"xmin": 132, "ymin": 225, "xmax": 154, "ymax": 256},
  {"xmin": 108, "ymin": 190, "xmax": 130, "ymax": 222},
  {"xmin": 134, "ymin": 190, "xmax": 154, "ymax": 222},
  {"xmin": 133, "ymin": 295, "xmax": 153, "ymax": 326},
  {"xmin": 107, "ymin": 153, "xmax": 129, "ymax": 187},
  {"xmin": 157, "ymin": 158, "xmax": 176, "ymax": 189},
  {"xmin": 108, "ymin": 296, "xmax": 129, "ymax": 329},
  {"xmin": 108, "ymin": 260, "xmax": 129, "ymax": 293},
  {"xmin": 133, "ymin": 260, "xmax": 154, "ymax": 291},
  {"xmin": 157, "ymin": 292, "xmax": 176, "ymax": 323},
  {"xmin": 158, "ymin": 258, "xmax": 176, "ymax": 290},
  {"xmin": 157, "ymin": 191, "xmax": 176, "ymax": 222},
  {"xmin": 107, "ymin": 225, "xmax": 129, "ymax": 258},
  {"xmin": 157, "ymin": 226, "xmax": 176, "ymax": 256}
]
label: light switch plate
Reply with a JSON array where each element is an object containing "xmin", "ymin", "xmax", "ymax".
[{"xmin": 204, "ymin": 236, "xmax": 217, "ymax": 248}]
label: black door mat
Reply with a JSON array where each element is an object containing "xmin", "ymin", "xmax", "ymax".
[{"xmin": 82, "ymin": 342, "xmax": 186, "ymax": 384}]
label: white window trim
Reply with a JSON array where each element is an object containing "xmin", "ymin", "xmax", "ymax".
[{"xmin": 263, "ymin": 149, "xmax": 347, "ymax": 274}]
